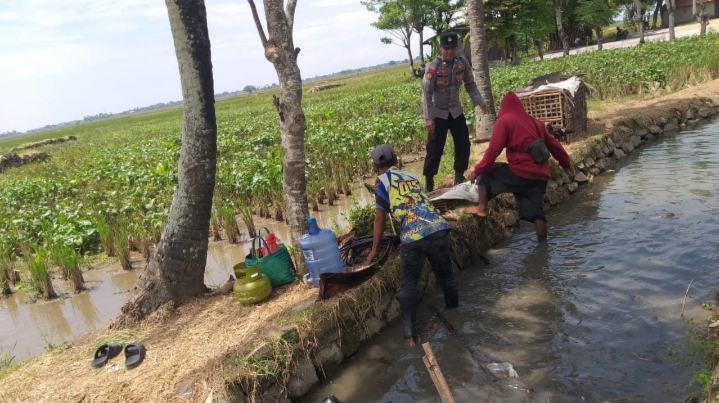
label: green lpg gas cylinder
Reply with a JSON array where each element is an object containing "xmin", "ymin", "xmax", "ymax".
[{"xmin": 233, "ymin": 262, "xmax": 272, "ymax": 305}]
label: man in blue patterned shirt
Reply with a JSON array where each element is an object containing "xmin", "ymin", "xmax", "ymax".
[{"xmin": 364, "ymin": 144, "xmax": 459, "ymax": 346}]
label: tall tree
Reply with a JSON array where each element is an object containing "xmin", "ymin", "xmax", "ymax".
[
  {"xmin": 116, "ymin": 0, "xmax": 217, "ymax": 325},
  {"xmin": 651, "ymin": 0, "xmax": 663, "ymax": 29},
  {"xmin": 467, "ymin": 0, "xmax": 496, "ymax": 141},
  {"xmin": 248, "ymin": 0, "xmax": 310, "ymax": 268},
  {"xmin": 553, "ymin": 0, "xmax": 570, "ymax": 56},
  {"xmin": 667, "ymin": 0, "xmax": 676, "ymax": 39},
  {"xmin": 411, "ymin": 2, "xmax": 433, "ymax": 65},
  {"xmin": 515, "ymin": 0, "xmax": 555, "ymax": 58},
  {"xmin": 363, "ymin": 0, "xmax": 416, "ymax": 75},
  {"xmin": 634, "ymin": 0, "xmax": 646, "ymax": 42},
  {"xmin": 693, "ymin": 0, "xmax": 709, "ymax": 34},
  {"xmin": 577, "ymin": 0, "xmax": 617, "ymax": 50}
]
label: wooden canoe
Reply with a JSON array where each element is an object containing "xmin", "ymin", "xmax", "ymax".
[{"xmin": 317, "ymin": 235, "xmax": 398, "ymax": 300}]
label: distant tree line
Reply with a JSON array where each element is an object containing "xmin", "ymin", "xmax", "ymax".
[
  {"xmin": 0, "ymin": 130, "xmax": 21, "ymax": 139},
  {"xmin": 12, "ymin": 58, "xmax": 409, "ymax": 135}
]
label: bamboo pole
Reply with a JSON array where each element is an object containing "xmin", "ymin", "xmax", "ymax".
[{"xmin": 422, "ymin": 342, "xmax": 456, "ymax": 403}]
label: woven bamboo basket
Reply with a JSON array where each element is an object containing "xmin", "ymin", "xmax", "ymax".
[{"xmin": 517, "ymin": 83, "xmax": 588, "ymax": 133}]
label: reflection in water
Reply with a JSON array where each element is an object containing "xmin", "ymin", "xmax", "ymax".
[
  {"xmin": 0, "ymin": 293, "xmax": 21, "ymax": 324},
  {"xmin": 109, "ymin": 271, "xmax": 137, "ymax": 294},
  {"xmin": 303, "ymin": 125, "xmax": 719, "ymax": 402},
  {"xmin": 27, "ymin": 300, "xmax": 74, "ymax": 345},
  {"xmin": 69, "ymin": 293, "xmax": 103, "ymax": 330}
]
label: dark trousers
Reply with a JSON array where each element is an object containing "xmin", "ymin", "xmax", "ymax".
[
  {"xmin": 398, "ymin": 229, "xmax": 458, "ymax": 339},
  {"xmin": 423, "ymin": 114, "xmax": 471, "ymax": 177}
]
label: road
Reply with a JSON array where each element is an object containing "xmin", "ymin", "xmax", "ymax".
[{"xmin": 542, "ymin": 19, "xmax": 719, "ymax": 60}]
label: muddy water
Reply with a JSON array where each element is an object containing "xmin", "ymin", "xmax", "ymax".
[
  {"xmin": 303, "ymin": 124, "xmax": 719, "ymax": 403},
  {"xmin": 0, "ymin": 162, "xmax": 423, "ymax": 363}
]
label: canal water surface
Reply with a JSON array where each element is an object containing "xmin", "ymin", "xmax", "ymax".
[{"xmin": 302, "ymin": 123, "xmax": 719, "ymax": 402}]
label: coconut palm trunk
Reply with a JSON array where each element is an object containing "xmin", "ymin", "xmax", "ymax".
[
  {"xmin": 115, "ymin": 0, "xmax": 217, "ymax": 325},
  {"xmin": 668, "ymin": 0, "xmax": 676, "ymax": 39},
  {"xmin": 635, "ymin": 0, "xmax": 646, "ymax": 42},
  {"xmin": 467, "ymin": 0, "xmax": 496, "ymax": 142},
  {"xmin": 693, "ymin": 0, "xmax": 708, "ymax": 34},
  {"xmin": 554, "ymin": 0, "xmax": 570, "ymax": 56},
  {"xmin": 249, "ymin": 0, "xmax": 310, "ymax": 272}
]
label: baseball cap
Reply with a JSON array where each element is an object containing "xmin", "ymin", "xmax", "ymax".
[
  {"xmin": 440, "ymin": 31, "xmax": 458, "ymax": 48},
  {"xmin": 372, "ymin": 144, "xmax": 397, "ymax": 165}
]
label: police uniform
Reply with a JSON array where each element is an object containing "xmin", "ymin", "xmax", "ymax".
[{"xmin": 422, "ymin": 31, "xmax": 484, "ymax": 191}]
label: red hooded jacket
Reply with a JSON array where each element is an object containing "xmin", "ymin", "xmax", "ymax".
[{"xmin": 472, "ymin": 92, "xmax": 571, "ymax": 181}]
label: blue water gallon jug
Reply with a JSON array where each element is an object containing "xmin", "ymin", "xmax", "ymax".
[{"xmin": 299, "ymin": 218, "xmax": 345, "ymax": 286}]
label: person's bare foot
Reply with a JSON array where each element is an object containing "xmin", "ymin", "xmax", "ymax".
[
  {"xmin": 405, "ymin": 337, "xmax": 417, "ymax": 347},
  {"xmin": 463, "ymin": 206, "xmax": 487, "ymax": 218}
]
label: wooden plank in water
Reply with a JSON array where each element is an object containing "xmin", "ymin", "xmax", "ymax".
[{"xmin": 422, "ymin": 342, "xmax": 456, "ymax": 403}]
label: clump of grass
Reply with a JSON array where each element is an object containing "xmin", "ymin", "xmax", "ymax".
[
  {"xmin": 0, "ymin": 268, "xmax": 10, "ymax": 296},
  {"xmin": 89, "ymin": 329, "xmax": 137, "ymax": 357},
  {"xmin": 95, "ymin": 216, "xmax": 115, "ymax": 256},
  {"xmin": 113, "ymin": 223, "xmax": 133, "ymax": 271},
  {"xmin": 669, "ymin": 320, "xmax": 719, "ymax": 400},
  {"xmin": 50, "ymin": 244, "xmax": 84, "ymax": 293},
  {"xmin": 216, "ymin": 202, "xmax": 240, "ymax": 243},
  {"xmin": 238, "ymin": 201, "xmax": 256, "ymax": 239},
  {"xmin": 26, "ymin": 248, "xmax": 56, "ymax": 300},
  {"xmin": 210, "ymin": 209, "xmax": 222, "ymax": 241}
]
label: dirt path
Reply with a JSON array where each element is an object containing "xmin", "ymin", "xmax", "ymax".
[{"xmin": 542, "ymin": 20, "xmax": 719, "ymax": 60}]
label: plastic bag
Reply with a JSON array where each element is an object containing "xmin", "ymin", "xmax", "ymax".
[
  {"xmin": 487, "ymin": 362, "xmax": 519, "ymax": 378},
  {"xmin": 429, "ymin": 181, "xmax": 479, "ymax": 203}
]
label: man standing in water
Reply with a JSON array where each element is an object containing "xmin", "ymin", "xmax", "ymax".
[
  {"xmin": 466, "ymin": 92, "xmax": 574, "ymax": 241},
  {"xmin": 423, "ymin": 31, "xmax": 489, "ymax": 192},
  {"xmin": 364, "ymin": 144, "xmax": 458, "ymax": 346}
]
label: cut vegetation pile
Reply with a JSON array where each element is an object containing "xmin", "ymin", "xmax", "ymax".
[
  {"xmin": 0, "ymin": 152, "xmax": 49, "ymax": 174},
  {"xmin": 8, "ymin": 135, "xmax": 77, "ymax": 153}
]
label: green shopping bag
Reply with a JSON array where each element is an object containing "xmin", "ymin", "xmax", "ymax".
[{"xmin": 244, "ymin": 234, "xmax": 296, "ymax": 288}]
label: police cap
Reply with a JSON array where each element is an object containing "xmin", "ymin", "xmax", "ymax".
[{"xmin": 440, "ymin": 31, "xmax": 459, "ymax": 48}]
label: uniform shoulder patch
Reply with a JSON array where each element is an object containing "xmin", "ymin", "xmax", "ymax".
[{"xmin": 426, "ymin": 67, "xmax": 435, "ymax": 80}]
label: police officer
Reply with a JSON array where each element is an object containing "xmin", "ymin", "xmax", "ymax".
[{"xmin": 422, "ymin": 31, "xmax": 488, "ymax": 192}]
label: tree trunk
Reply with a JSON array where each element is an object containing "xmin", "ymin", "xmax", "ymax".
[
  {"xmin": 467, "ymin": 0, "xmax": 496, "ymax": 142},
  {"xmin": 115, "ymin": 0, "xmax": 217, "ymax": 326},
  {"xmin": 554, "ymin": 1, "xmax": 569, "ymax": 56},
  {"xmin": 250, "ymin": 0, "xmax": 310, "ymax": 272},
  {"xmin": 534, "ymin": 39, "xmax": 544, "ymax": 60},
  {"xmin": 419, "ymin": 29, "xmax": 425, "ymax": 65},
  {"xmin": 405, "ymin": 42, "xmax": 415, "ymax": 75},
  {"xmin": 652, "ymin": 0, "xmax": 662, "ymax": 29},
  {"xmin": 635, "ymin": 0, "xmax": 645, "ymax": 43},
  {"xmin": 595, "ymin": 26, "xmax": 603, "ymax": 50},
  {"xmin": 668, "ymin": 0, "xmax": 676, "ymax": 39},
  {"xmin": 510, "ymin": 35, "xmax": 520, "ymax": 65},
  {"xmin": 694, "ymin": 0, "xmax": 708, "ymax": 34}
]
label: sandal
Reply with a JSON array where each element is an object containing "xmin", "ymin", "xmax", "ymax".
[
  {"xmin": 124, "ymin": 343, "xmax": 146, "ymax": 370},
  {"xmin": 91, "ymin": 343, "xmax": 122, "ymax": 368}
]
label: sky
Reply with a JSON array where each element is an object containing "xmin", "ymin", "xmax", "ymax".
[{"xmin": 0, "ymin": 0, "xmax": 430, "ymax": 133}]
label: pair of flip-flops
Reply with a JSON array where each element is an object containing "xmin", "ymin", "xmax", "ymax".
[{"xmin": 91, "ymin": 343, "xmax": 146, "ymax": 370}]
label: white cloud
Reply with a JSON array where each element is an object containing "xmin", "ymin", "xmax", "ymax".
[
  {"xmin": 207, "ymin": 1, "xmax": 252, "ymax": 28},
  {"xmin": 0, "ymin": 1, "xmax": 416, "ymax": 132}
]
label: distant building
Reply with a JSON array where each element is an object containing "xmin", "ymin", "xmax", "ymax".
[{"xmin": 661, "ymin": 0, "xmax": 718, "ymax": 27}]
